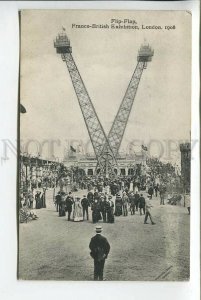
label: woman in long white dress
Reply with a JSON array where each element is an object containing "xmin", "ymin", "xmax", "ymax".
[{"xmin": 73, "ymin": 197, "xmax": 83, "ymax": 221}]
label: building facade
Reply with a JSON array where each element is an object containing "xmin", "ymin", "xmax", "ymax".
[
  {"xmin": 63, "ymin": 152, "xmax": 147, "ymax": 177},
  {"xmin": 20, "ymin": 155, "xmax": 62, "ymax": 191}
]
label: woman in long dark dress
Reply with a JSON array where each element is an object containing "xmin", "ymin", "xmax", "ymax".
[
  {"xmin": 114, "ymin": 193, "xmax": 123, "ymax": 216},
  {"xmin": 59, "ymin": 192, "xmax": 66, "ymax": 217},
  {"xmin": 35, "ymin": 192, "xmax": 42, "ymax": 209},
  {"xmin": 91, "ymin": 199, "xmax": 101, "ymax": 223},
  {"xmin": 106, "ymin": 196, "xmax": 115, "ymax": 223}
]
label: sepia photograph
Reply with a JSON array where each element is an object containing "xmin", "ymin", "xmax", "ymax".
[{"xmin": 18, "ymin": 10, "xmax": 191, "ymax": 281}]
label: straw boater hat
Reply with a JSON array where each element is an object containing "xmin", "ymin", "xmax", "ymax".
[{"xmin": 95, "ymin": 225, "xmax": 102, "ymax": 234}]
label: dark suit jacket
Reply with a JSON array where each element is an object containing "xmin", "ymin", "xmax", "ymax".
[
  {"xmin": 55, "ymin": 194, "xmax": 61, "ymax": 204},
  {"xmin": 65, "ymin": 196, "xmax": 74, "ymax": 210},
  {"xmin": 89, "ymin": 234, "xmax": 110, "ymax": 261},
  {"xmin": 81, "ymin": 197, "xmax": 90, "ymax": 208},
  {"xmin": 139, "ymin": 196, "xmax": 145, "ymax": 208}
]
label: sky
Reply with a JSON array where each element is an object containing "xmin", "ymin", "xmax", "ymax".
[{"xmin": 20, "ymin": 10, "xmax": 191, "ymax": 163}]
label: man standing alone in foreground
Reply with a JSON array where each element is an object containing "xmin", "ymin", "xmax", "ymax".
[{"xmin": 89, "ymin": 225, "xmax": 110, "ymax": 280}]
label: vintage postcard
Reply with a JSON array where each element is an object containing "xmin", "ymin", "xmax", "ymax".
[{"xmin": 18, "ymin": 10, "xmax": 191, "ymax": 281}]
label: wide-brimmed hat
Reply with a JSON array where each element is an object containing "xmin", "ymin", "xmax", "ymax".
[{"xmin": 95, "ymin": 225, "xmax": 102, "ymax": 233}]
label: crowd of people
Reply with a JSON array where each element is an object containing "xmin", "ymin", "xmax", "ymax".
[
  {"xmin": 19, "ymin": 156, "xmax": 190, "ymax": 224},
  {"xmin": 20, "ymin": 188, "xmax": 47, "ymax": 209},
  {"xmin": 54, "ymin": 190, "xmax": 115, "ymax": 223},
  {"xmin": 19, "ymin": 188, "xmax": 47, "ymax": 223},
  {"xmin": 54, "ymin": 181, "xmax": 159, "ymax": 225}
]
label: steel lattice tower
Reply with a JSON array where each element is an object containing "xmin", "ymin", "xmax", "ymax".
[
  {"xmin": 97, "ymin": 44, "xmax": 154, "ymax": 172},
  {"xmin": 54, "ymin": 32, "xmax": 118, "ymax": 177}
]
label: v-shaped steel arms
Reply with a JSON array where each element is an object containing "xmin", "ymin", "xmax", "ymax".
[{"xmin": 54, "ymin": 32, "xmax": 153, "ymax": 177}]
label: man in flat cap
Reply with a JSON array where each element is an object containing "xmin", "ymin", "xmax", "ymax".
[{"xmin": 89, "ymin": 225, "xmax": 110, "ymax": 280}]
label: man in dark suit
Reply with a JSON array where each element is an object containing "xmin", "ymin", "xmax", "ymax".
[
  {"xmin": 89, "ymin": 225, "xmax": 110, "ymax": 280},
  {"xmin": 139, "ymin": 193, "xmax": 146, "ymax": 215},
  {"xmin": 81, "ymin": 195, "xmax": 90, "ymax": 220},
  {"xmin": 65, "ymin": 192, "xmax": 74, "ymax": 221},
  {"xmin": 55, "ymin": 191, "xmax": 61, "ymax": 212},
  {"xmin": 100, "ymin": 196, "xmax": 107, "ymax": 223},
  {"xmin": 148, "ymin": 185, "xmax": 154, "ymax": 199},
  {"xmin": 134, "ymin": 191, "xmax": 140, "ymax": 211}
]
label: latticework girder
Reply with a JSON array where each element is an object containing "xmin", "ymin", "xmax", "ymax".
[
  {"xmin": 96, "ymin": 44, "xmax": 154, "ymax": 172},
  {"xmin": 100, "ymin": 61, "xmax": 145, "ymax": 160},
  {"xmin": 54, "ymin": 33, "xmax": 118, "ymax": 177}
]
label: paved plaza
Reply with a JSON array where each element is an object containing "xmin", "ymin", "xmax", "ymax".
[{"xmin": 19, "ymin": 189, "xmax": 190, "ymax": 281}]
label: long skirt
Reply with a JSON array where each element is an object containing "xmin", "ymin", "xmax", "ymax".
[
  {"xmin": 73, "ymin": 204, "xmax": 83, "ymax": 221},
  {"xmin": 107, "ymin": 209, "xmax": 114, "ymax": 223},
  {"xmin": 36, "ymin": 198, "xmax": 42, "ymax": 209},
  {"xmin": 92, "ymin": 209, "xmax": 101, "ymax": 223},
  {"xmin": 115, "ymin": 204, "xmax": 122, "ymax": 216},
  {"xmin": 59, "ymin": 203, "xmax": 66, "ymax": 217}
]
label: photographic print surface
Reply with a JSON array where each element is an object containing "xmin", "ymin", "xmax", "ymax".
[{"xmin": 19, "ymin": 10, "xmax": 191, "ymax": 281}]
